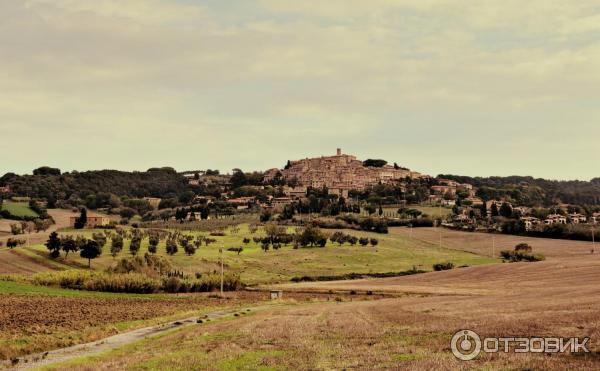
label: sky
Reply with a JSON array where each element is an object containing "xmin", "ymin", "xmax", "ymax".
[{"xmin": 1, "ymin": 0, "xmax": 599, "ymax": 180}]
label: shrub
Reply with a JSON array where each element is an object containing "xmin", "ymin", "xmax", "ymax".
[
  {"xmin": 433, "ymin": 262, "xmax": 455, "ymax": 271},
  {"xmin": 227, "ymin": 247, "xmax": 244, "ymax": 255},
  {"xmin": 31, "ymin": 270, "xmax": 241, "ymax": 293},
  {"xmin": 514, "ymin": 243, "xmax": 532, "ymax": 253},
  {"xmin": 500, "ymin": 250, "xmax": 545, "ymax": 262}
]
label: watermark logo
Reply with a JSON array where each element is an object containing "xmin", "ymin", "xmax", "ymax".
[
  {"xmin": 451, "ymin": 330, "xmax": 482, "ymax": 360},
  {"xmin": 451, "ymin": 330, "xmax": 590, "ymax": 361}
]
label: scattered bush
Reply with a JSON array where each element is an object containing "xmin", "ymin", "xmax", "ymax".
[
  {"xmin": 514, "ymin": 243, "xmax": 532, "ymax": 253},
  {"xmin": 500, "ymin": 250, "xmax": 545, "ymax": 262},
  {"xmin": 433, "ymin": 262, "xmax": 455, "ymax": 271},
  {"xmin": 227, "ymin": 247, "xmax": 244, "ymax": 255}
]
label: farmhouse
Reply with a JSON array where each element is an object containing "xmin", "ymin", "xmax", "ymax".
[{"xmin": 69, "ymin": 214, "xmax": 111, "ymax": 228}]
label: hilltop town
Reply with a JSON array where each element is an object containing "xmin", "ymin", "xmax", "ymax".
[{"xmin": 262, "ymin": 149, "xmax": 423, "ymax": 198}]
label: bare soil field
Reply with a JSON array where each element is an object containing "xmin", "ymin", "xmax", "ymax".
[
  {"xmin": 392, "ymin": 226, "xmax": 596, "ymax": 259},
  {"xmin": 0, "ymin": 287, "xmax": 373, "ymax": 362}
]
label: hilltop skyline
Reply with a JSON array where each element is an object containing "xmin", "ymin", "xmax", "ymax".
[{"xmin": 1, "ymin": 1, "xmax": 600, "ymax": 180}]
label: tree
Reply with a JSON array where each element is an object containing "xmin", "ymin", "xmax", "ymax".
[
  {"xmin": 330, "ymin": 231, "xmax": 348, "ymax": 245},
  {"xmin": 180, "ymin": 236, "xmax": 195, "ymax": 256},
  {"xmin": 119, "ymin": 207, "xmax": 136, "ymax": 219},
  {"xmin": 34, "ymin": 218, "xmax": 51, "ymax": 232},
  {"xmin": 363, "ymin": 159, "xmax": 387, "ymax": 168},
  {"xmin": 515, "ymin": 243, "xmax": 532, "ymax": 253},
  {"xmin": 369, "ymin": 238, "xmax": 379, "ymax": 246},
  {"xmin": 45, "ymin": 232, "xmax": 61, "ymax": 258},
  {"xmin": 264, "ymin": 223, "xmax": 286, "ymax": 244},
  {"xmin": 365, "ymin": 204, "xmax": 376, "ymax": 215},
  {"xmin": 110, "ymin": 235, "xmax": 124, "ymax": 258},
  {"xmin": 298, "ymin": 224, "xmax": 327, "ymax": 247},
  {"xmin": 166, "ymin": 238, "xmax": 178, "ymax": 255},
  {"xmin": 230, "ymin": 169, "xmax": 247, "ymax": 188},
  {"xmin": 129, "ymin": 237, "xmax": 141, "ymax": 256},
  {"xmin": 10, "ymin": 223, "xmax": 22, "ymax": 235},
  {"xmin": 491, "ymin": 203, "xmax": 499, "ymax": 217},
  {"xmin": 260, "ymin": 209, "xmax": 272, "ymax": 222},
  {"xmin": 74, "ymin": 208, "xmax": 87, "ymax": 229},
  {"xmin": 80, "ymin": 239, "xmax": 102, "ymax": 268},
  {"xmin": 61, "ymin": 236, "xmax": 78, "ymax": 258},
  {"xmin": 499, "ymin": 202, "xmax": 513, "ymax": 218},
  {"xmin": 480, "ymin": 202, "xmax": 487, "ymax": 218},
  {"xmin": 178, "ymin": 191, "xmax": 195, "ymax": 205},
  {"xmin": 148, "ymin": 235, "xmax": 159, "ymax": 254},
  {"xmin": 92, "ymin": 232, "xmax": 107, "ymax": 249},
  {"xmin": 378, "ymin": 204, "xmax": 383, "ymax": 217},
  {"xmin": 33, "ymin": 166, "xmax": 61, "ymax": 176}
]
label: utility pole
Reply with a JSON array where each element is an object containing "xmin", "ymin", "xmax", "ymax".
[
  {"xmin": 219, "ymin": 246, "xmax": 224, "ymax": 296},
  {"xmin": 592, "ymin": 225, "xmax": 596, "ymax": 251},
  {"xmin": 492, "ymin": 236, "xmax": 495, "ymax": 258}
]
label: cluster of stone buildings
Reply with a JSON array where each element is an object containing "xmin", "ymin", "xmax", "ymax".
[
  {"xmin": 264, "ymin": 149, "xmax": 423, "ymax": 198},
  {"xmin": 428, "ymin": 179, "xmax": 478, "ymax": 205},
  {"xmin": 521, "ymin": 213, "xmax": 596, "ymax": 231}
]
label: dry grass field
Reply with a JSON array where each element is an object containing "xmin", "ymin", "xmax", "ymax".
[
  {"xmin": 45, "ymin": 253, "xmax": 600, "ymax": 370},
  {"xmin": 392, "ymin": 226, "xmax": 597, "ymax": 259}
]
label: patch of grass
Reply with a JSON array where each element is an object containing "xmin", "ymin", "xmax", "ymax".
[
  {"xmin": 1, "ymin": 201, "xmax": 39, "ymax": 218},
  {"xmin": 0, "ymin": 279, "xmax": 176, "ymax": 299},
  {"xmin": 217, "ymin": 350, "xmax": 285, "ymax": 371},
  {"xmin": 394, "ymin": 353, "xmax": 425, "ymax": 362}
]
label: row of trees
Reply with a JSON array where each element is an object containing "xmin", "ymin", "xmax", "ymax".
[
  {"xmin": 45, "ymin": 232, "xmax": 102, "ymax": 267},
  {"xmin": 10, "ymin": 219, "xmax": 53, "ymax": 235}
]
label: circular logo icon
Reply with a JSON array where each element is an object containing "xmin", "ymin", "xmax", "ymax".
[{"xmin": 451, "ymin": 330, "xmax": 481, "ymax": 361}]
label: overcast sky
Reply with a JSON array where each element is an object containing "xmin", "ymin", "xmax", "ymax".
[{"xmin": 1, "ymin": 0, "xmax": 599, "ymax": 180}]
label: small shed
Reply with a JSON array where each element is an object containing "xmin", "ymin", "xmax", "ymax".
[{"xmin": 270, "ymin": 290, "xmax": 283, "ymax": 300}]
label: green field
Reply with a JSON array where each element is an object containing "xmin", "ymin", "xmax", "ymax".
[
  {"xmin": 32, "ymin": 224, "xmax": 498, "ymax": 285},
  {"xmin": 1, "ymin": 201, "xmax": 39, "ymax": 218},
  {"xmin": 381, "ymin": 205, "xmax": 453, "ymax": 218},
  {"xmin": 0, "ymin": 279, "xmax": 182, "ymax": 299}
]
